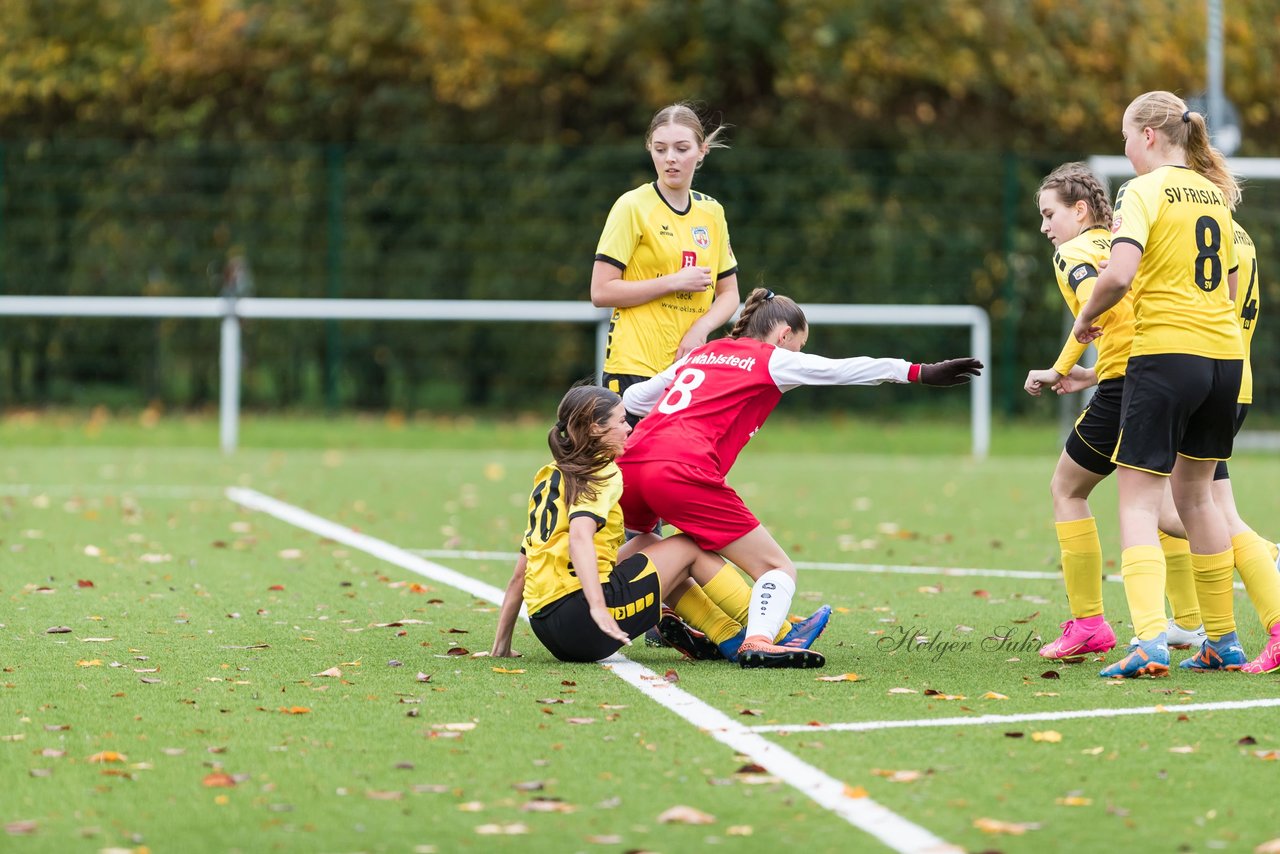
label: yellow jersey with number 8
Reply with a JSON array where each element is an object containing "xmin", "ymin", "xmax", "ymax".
[{"xmin": 1111, "ymin": 166, "xmax": 1242, "ymax": 359}]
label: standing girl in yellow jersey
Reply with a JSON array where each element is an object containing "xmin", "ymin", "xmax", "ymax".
[
  {"xmin": 1072, "ymin": 92, "xmax": 1246, "ymax": 678},
  {"xmin": 488, "ymin": 386, "xmax": 768, "ymax": 664},
  {"xmin": 1025, "ymin": 163, "xmax": 1204, "ymax": 659},
  {"xmin": 591, "ymin": 103, "xmax": 741, "ymax": 414}
]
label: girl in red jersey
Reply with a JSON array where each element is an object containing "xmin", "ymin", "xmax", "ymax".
[{"xmin": 618, "ymin": 288, "xmax": 982, "ymax": 668}]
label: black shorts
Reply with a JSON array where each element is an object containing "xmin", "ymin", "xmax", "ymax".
[
  {"xmin": 602, "ymin": 372, "xmax": 651, "ymax": 429},
  {"xmin": 1213, "ymin": 404, "xmax": 1250, "ymax": 481},
  {"xmin": 1065, "ymin": 378, "xmax": 1125, "ymax": 476},
  {"xmin": 528, "ymin": 553, "xmax": 662, "ymax": 662},
  {"xmin": 1114, "ymin": 354, "xmax": 1243, "ymax": 475}
]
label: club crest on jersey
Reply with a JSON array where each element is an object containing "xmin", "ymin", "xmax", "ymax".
[{"xmin": 691, "ymin": 226, "xmax": 711, "ymax": 249}]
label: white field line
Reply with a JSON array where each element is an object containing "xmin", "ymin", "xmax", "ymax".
[
  {"xmin": 0, "ymin": 483, "xmax": 224, "ymax": 499},
  {"xmin": 226, "ymin": 487, "xmax": 960, "ymax": 854},
  {"xmin": 747, "ymin": 697, "xmax": 1280, "ymax": 734},
  {"xmin": 411, "ymin": 549, "xmax": 1248, "ymax": 591}
]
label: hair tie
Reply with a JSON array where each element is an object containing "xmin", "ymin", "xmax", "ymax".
[
  {"xmin": 763, "ymin": 289, "xmax": 775, "ymax": 301},
  {"xmin": 1182, "ymin": 110, "xmax": 1192, "ymax": 123}
]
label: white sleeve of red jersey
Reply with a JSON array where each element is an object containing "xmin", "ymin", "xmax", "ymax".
[
  {"xmin": 767, "ymin": 349, "xmax": 912, "ymax": 392},
  {"xmin": 621, "ymin": 361, "xmax": 682, "ymax": 416}
]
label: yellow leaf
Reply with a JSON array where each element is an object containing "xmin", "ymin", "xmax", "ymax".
[
  {"xmin": 727, "ymin": 825, "xmax": 753, "ymax": 836},
  {"xmin": 843, "ymin": 785, "xmax": 869, "ymax": 799},
  {"xmin": 816, "ymin": 673, "xmax": 860, "ymax": 682},
  {"xmin": 491, "ymin": 667, "xmax": 525, "ymax": 674},
  {"xmin": 974, "ymin": 817, "xmax": 1040, "ymax": 835},
  {"xmin": 1031, "ymin": 731, "xmax": 1062, "ymax": 743},
  {"xmin": 1081, "ymin": 746, "xmax": 1105, "ymax": 755},
  {"xmin": 88, "ymin": 751, "xmax": 127, "ymax": 763},
  {"xmin": 981, "ymin": 691, "xmax": 1009, "ymax": 700},
  {"xmin": 1055, "ymin": 796, "xmax": 1092, "ymax": 806},
  {"xmin": 76, "ymin": 659, "xmax": 103, "ymax": 667}
]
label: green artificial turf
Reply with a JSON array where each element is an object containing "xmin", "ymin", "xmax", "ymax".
[{"xmin": 3, "ymin": 415, "xmax": 1280, "ymax": 853}]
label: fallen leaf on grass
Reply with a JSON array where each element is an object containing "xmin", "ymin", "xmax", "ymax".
[
  {"xmin": 88, "ymin": 751, "xmax": 127, "ymax": 763},
  {"xmin": 1041, "ymin": 670, "xmax": 1061, "ymax": 679},
  {"xmin": 1031, "ymin": 731, "xmax": 1062, "ymax": 743},
  {"xmin": 76, "ymin": 660, "xmax": 102, "ymax": 667},
  {"xmin": 1253, "ymin": 750, "xmax": 1280, "ymax": 761},
  {"xmin": 657, "ymin": 805, "xmax": 715, "ymax": 825},
  {"xmin": 816, "ymin": 673, "xmax": 860, "ymax": 682},
  {"xmin": 566, "ymin": 718, "xmax": 596, "ymax": 725},
  {"xmin": 313, "ymin": 667, "xmax": 342, "ymax": 678},
  {"xmin": 982, "ymin": 692, "xmax": 1009, "ymax": 700},
  {"xmin": 887, "ymin": 687, "xmax": 918, "ymax": 695},
  {"xmin": 843, "ymin": 785, "xmax": 869, "ymax": 799},
  {"xmin": 1004, "ymin": 732, "xmax": 1025, "ymax": 739},
  {"xmin": 1081, "ymin": 746, "xmax": 1105, "ymax": 755},
  {"xmin": 1238, "ymin": 735, "xmax": 1258, "ymax": 746},
  {"xmin": 663, "ymin": 669, "xmax": 679, "ymax": 683},
  {"xmin": 278, "ymin": 549, "xmax": 303, "ymax": 560},
  {"xmin": 474, "ymin": 823, "xmax": 528, "ymax": 836},
  {"xmin": 922, "ymin": 689, "xmax": 965, "ymax": 700},
  {"xmin": 80, "ymin": 638, "xmax": 114, "ymax": 643},
  {"xmin": 365, "ymin": 790, "xmax": 404, "ymax": 800},
  {"xmin": 872, "ymin": 768, "xmax": 924, "ymax": 783},
  {"xmin": 280, "ymin": 707, "xmax": 311, "ymax": 715},
  {"xmin": 445, "ymin": 648, "xmax": 471, "ymax": 656},
  {"xmin": 416, "ymin": 673, "xmax": 432, "ymax": 683},
  {"xmin": 511, "ymin": 780, "xmax": 545, "ymax": 792},
  {"xmin": 45, "ymin": 626, "xmax": 72, "ymax": 634},
  {"xmin": 1012, "ymin": 612, "xmax": 1040, "ymax": 624},
  {"xmin": 1168, "ymin": 745, "xmax": 1196, "ymax": 754},
  {"xmin": 1256, "ymin": 838, "xmax": 1280, "ymax": 853},
  {"xmin": 203, "ymin": 772, "xmax": 237, "ymax": 788},
  {"xmin": 1056, "ymin": 796, "xmax": 1093, "ymax": 806},
  {"xmin": 376, "ymin": 619, "xmax": 426, "ymax": 627},
  {"xmin": 431, "ymin": 722, "xmax": 476, "ymax": 732},
  {"xmin": 585, "ymin": 835, "xmax": 623, "ymax": 844},
  {"xmin": 973, "ymin": 817, "xmax": 1040, "ymax": 835},
  {"xmin": 4, "ymin": 820, "xmax": 37, "ymax": 836},
  {"xmin": 492, "ymin": 667, "xmax": 525, "ymax": 674},
  {"xmin": 521, "ymin": 798, "xmax": 576, "ymax": 813}
]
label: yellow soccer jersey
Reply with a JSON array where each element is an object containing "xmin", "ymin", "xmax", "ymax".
[
  {"xmin": 596, "ymin": 183, "xmax": 737, "ymax": 376},
  {"xmin": 1050, "ymin": 226, "xmax": 1136, "ymax": 381},
  {"xmin": 520, "ymin": 461, "xmax": 625, "ymax": 614},
  {"xmin": 1111, "ymin": 167, "xmax": 1242, "ymax": 360},
  {"xmin": 1234, "ymin": 222, "xmax": 1260, "ymax": 404}
]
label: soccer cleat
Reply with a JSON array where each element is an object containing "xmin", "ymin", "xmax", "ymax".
[
  {"xmin": 1178, "ymin": 631, "xmax": 1247, "ymax": 672},
  {"xmin": 1098, "ymin": 634, "xmax": 1169, "ymax": 678},
  {"xmin": 738, "ymin": 635, "xmax": 825, "ymax": 669},
  {"xmin": 1039, "ymin": 615, "xmax": 1116, "ymax": 659},
  {"xmin": 1129, "ymin": 619, "xmax": 1206, "ymax": 650},
  {"xmin": 780, "ymin": 605, "xmax": 833, "ymax": 650},
  {"xmin": 643, "ymin": 607, "xmax": 676, "ymax": 648},
  {"xmin": 655, "ymin": 611, "xmax": 724, "ymax": 661},
  {"xmin": 1242, "ymin": 624, "xmax": 1280, "ymax": 674}
]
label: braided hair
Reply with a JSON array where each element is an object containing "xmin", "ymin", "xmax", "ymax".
[
  {"xmin": 728, "ymin": 287, "xmax": 807, "ymax": 340},
  {"xmin": 547, "ymin": 385, "xmax": 622, "ymax": 507},
  {"xmin": 1037, "ymin": 162, "xmax": 1113, "ymax": 230}
]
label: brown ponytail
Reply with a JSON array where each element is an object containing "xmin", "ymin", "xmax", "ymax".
[
  {"xmin": 547, "ymin": 386, "xmax": 622, "ymax": 507},
  {"xmin": 729, "ymin": 287, "xmax": 808, "ymax": 340}
]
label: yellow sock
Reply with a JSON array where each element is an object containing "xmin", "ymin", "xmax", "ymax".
[
  {"xmin": 1121, "ymin": 545, "xmax": 1167, "ymax": 641},
  {"xmin": 1193, "ymin": 548, "xmax": 1237, "ymax": 641},
  {"xmin": 670, "ymin": 583, "xmax": 741, "ymax": 645},
  {"xmin": 703, "ymin": 563, "xmax": 792, "ymax": 641},
  {"xmin": 1159, "ymin": 532, "xmax": 1200, "ymax": 630},
  {"xmin": 1057, "ymin": 517, "xmax": 1104, "ymax": 618},
  {"xmin": 1233, "ymin": 530, "xmax": 1280, "ymax": 631}
]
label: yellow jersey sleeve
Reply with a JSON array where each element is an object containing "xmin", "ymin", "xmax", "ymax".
[
  {"xmin": 1049, "ymin": 227, "xmax": 1132, "ymax": 380},
  {"xmin": 595, "ymin": 192, "xmax": 645, "ymax": 270},
  {"xmin": 1234, "ymin": 223, "xmax": 1260, "ymax": 403}
]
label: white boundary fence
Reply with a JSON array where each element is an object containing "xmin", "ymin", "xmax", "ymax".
[{"xmin": 0, "ymin": 297, "xmax": 991, "ymax": 457}]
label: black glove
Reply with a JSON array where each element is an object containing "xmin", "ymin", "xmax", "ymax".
[{"xmin": 918, "ymin": 358, "xmax": 984, "ymax": 387}]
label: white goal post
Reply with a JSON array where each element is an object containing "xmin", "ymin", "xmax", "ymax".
[{"xmin": 0, "ymin": 297, "xmax": 991, "ymax": 457}]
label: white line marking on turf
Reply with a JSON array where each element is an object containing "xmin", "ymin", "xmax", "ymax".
[
  {"xmin": 747, "ymin": 697, "xmax": 1280, "ymax": 734},
  {"xmin": 411, "ymin": 549, "xmax": 1248, "ymax": 591},
  {"xmin": 227, "ymin": 488, "xmax": 960, "ymax": 854}
]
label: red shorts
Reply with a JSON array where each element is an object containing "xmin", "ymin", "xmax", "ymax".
[{"xmin": 617, "ymin": 458, "xmax": 760, "ymax": 551}]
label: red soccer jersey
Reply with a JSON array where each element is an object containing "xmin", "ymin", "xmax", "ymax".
[
  {"xmin": 620, "ymin": 337, "xmax": 913, "ymax": 476},
  {"xmin": 621, "ymin": 337, "xmax": 781, "ymax": 475}
]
